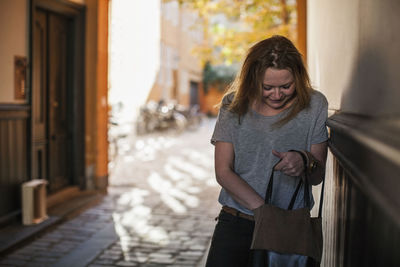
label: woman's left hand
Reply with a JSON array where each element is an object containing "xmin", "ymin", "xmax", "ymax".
[{"xmin": 272, "ymin": 150, "xmax": 304, "ymax": 177}]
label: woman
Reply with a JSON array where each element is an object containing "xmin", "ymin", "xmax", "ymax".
[{"xmin": 205, "ymin": 35, "xmax": 328, "ymax": 266}]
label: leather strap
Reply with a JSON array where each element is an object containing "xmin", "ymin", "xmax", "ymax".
[
  {"xmin": 265, "ymin": 169, "xmax": 325, "ymax": 217},
  {"xmin": 265, "ymin": 172, "xmax": 306, "ymax": 210},
  {"xmin": 288, "ymin": 177, "xmax": 302, "ymax": 210}
]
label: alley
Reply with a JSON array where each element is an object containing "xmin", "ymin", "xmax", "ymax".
[{"xmin": 0, "ymin": 119, "xmax": 221, "ymax": 267}]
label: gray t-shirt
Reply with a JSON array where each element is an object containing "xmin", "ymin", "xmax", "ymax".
[{"xmin": 211, "ymin": 90, "xmax": 328, "ymax": 215}]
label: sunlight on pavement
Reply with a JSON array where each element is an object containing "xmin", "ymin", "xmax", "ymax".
[
  {"xmin": 148, "ymin": 172, "xmax": 199, "ymax": 213},
  {"xmin": 107, "ymin": 119, "xmax": 220, "ymax": 265},
  {"xmin": 181, "ymin": 149, "xmax": 215, "ymax": 169},
  {"xmin": 122, "ymin": 154, "xmax": 135, "ymax": 162},
  {"xmin": 164, "ymin": 163, "xmax": 187, "ymax": 181},
  {"xmin": 113, "ymin": 188, "xmax": 170, "ymax": 250},
  {"xmin": 168, "ymin": 156, "xmax": 209, "ymax": 180}
]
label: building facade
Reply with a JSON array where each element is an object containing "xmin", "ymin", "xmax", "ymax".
[
  {"xmin": 0, "ymin": 0, "xmax": 109, "ymax": 225},
  {"xmin": 146, "ymin": 0, "xmax": 204, "ymax": 107}
]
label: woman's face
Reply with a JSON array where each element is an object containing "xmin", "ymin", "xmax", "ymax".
[{"xmin": 261, "ymin": 68, "xmax": 296, "ymax": 111}]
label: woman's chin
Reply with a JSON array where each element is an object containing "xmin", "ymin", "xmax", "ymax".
[
  {"xmin": 265, "ymin": 97, "xmax": 294, "ymax": 111},
  {"xmin": 266, "ymin": 101, "xmax": 285, "ymax": 110}
]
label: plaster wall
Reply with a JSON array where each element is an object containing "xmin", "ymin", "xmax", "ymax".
[
  {"xmin": 0, "ymin": 0, "xmax": 28, "ymax": 103},
  {"xmin": 308, "ymin": 0, "xmax": 400, "ymax": 117},
  {"xmin": 307, "ymin": 0, "xmax": 359, "ymax": 112},
  {"xmin": 158, "ymin": 2, "xmax": 203, "ymax": 103},
  {"xmin": 176, "ymin": 7, "xmax": 203, "ymax": 104}
]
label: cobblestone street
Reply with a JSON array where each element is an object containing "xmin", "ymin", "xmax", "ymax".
[{"xmin": 0, "ymin": 118, "xmax": 221, "ymax": 267}]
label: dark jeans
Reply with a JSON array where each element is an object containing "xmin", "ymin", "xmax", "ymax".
[{"xmin": 205, "ymin": 209, "xmax": 255, "ymax": 267}]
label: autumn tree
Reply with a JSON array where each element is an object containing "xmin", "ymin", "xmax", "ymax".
[{"xmin": 171, "ymin": 0, "xmax": 297, "ymax": 66}]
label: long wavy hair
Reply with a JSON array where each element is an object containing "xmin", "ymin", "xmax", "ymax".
[{"xmin": 222, "ymin": 35, "xmax": 312, "ymax": 126}]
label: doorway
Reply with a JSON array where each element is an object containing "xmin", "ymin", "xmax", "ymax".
[
  {"xmin": 31, "ymin": 2, "xmax": 85, "ymax": 193},
  {"xmin": 189, "ymin": 81, "xmax": 199, "ymax": 107}
]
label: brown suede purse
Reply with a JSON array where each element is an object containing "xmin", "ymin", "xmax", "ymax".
[{"xmin": 249, "ymin": 170, "xmax": 325, "ymax": 266}]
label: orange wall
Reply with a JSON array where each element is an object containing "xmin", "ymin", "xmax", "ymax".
[
  {"xmin": 297, "ymin": 0, "xmax": 307, "ymax": 62},
  {"xmin": 199, "ymin": 85, "xmax": 225, "ymax": 116},
  {"xmin": 85, "ymin": 0, "xmax": 109, "ymax": 190},
  {"xmin": 147, "ymin": 83, "xmax": 163, "ymax": 103},
  {"xmin": 96, "ymin": 0, "xmax": 109, "ymax": 186},
  {"xmin": 85, "ymin": 0, "xmax": 97, "ymax": 182}
]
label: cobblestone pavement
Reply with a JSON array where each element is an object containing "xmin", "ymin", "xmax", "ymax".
[{"xmin": 0, "ymin": 118, "xmax": 221, "ymax": 267}]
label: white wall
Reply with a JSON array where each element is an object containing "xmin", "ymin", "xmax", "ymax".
[
  {"xmin": 307, "ymin": 0, "xmax": 360, "ymax": 112},
  {"xmin": 308, "ymin": 0, "xmax": 400, "ymax": 116},
  {"xmin": 307, "ymin": 3, "xmax": 361, "ymax": 264},
  {"xmin": 0, "ymin": 0, "xmax": 28, "ymax": 103}
]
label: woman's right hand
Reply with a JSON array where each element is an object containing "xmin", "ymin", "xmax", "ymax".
[{"xmin": 272, "ymin": 150, "xmax": 305, "ymax": 176}]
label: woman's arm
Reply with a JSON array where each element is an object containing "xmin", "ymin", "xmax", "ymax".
[
  {"xmin": 215, "ymin": 141, "xmax": 265, "ymax": 210},
  {"xmin": 306, "ymin": 141, "xmax": 328, "ymax": 185}
]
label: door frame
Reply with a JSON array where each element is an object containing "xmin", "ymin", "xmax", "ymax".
[{"xmin": 29, "ymin": 0, "xmax": 86, "ymax": 189}]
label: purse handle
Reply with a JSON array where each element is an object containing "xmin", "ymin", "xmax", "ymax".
[{"xmin": 265, "ymin": 167, "xmax": 325, "ymax": 218}]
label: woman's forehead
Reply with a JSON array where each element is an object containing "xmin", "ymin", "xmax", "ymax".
[{"xmin": 263, "ymin": 68, "xmax": 293, "ymax": 84}]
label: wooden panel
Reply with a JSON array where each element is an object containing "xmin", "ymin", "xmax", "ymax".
[
  {"xmin": 32, "ymin": 145, "xmax": 46, "ymax": 180},
  {"xmin": 325, "ymin": 113, "xmax": 400, "ymax": 266},
  {"xmin": 32, "ymin": 9, "xmax": 47, "ymax": 139},
  {"xmin": 47, "ymin": 12, "xmax": 71, "ymax": 192},
  {"xmin": 328, "ymin": 113, "xmax": 400, "ymax": 224},
  {"xmin": 0, "ymin": 106, "xmax": 29, "ymax": 218},
  {"xmin": 327, "ymin": 162, "xmax": 400, "ymax": 267},
  {"xmin": 31, "ymin": 8, "xmax": 48, "ymax": 183}
]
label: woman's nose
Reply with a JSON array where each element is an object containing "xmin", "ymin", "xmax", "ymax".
[{"xmin": 272, "ymin": 88, "xmax": 281, "ymax": 98}]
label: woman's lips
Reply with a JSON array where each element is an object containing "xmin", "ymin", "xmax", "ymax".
[{"xmin": 269, "ymin": 99, "xmax": 282, "ymax": 103}]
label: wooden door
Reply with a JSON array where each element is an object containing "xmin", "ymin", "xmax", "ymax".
[
  {"xmin": 47, "ymin": 12, "xmax": 71, "ymax": 192},
  {"xmin": 32, "ymin": 9, "xmax": 72, "ymax": 193}
]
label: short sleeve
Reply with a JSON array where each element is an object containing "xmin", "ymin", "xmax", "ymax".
[
  {"xmin": 211, "ymin": 95, "xmax": 237, "ymax": 145},
  {"xmin": 311, "ymin": 93, "xmax": 329, "ymax": 144}
]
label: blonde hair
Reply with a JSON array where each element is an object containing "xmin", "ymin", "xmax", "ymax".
[{"xmin": 222, "ymin": 35, "xmax": 312, "ymax": 126}]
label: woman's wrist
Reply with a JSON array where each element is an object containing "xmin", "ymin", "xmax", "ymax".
[
  {"xmin": 304, "ymin": 151, "xmax": 320, "ymax": 174},
  {"xmin": 289, "ymin": 149, "xmax": 321, "ymax": 175},
  {"xmin": 250, "ymin": 197, "xmax": 265, "ymax": 211}
]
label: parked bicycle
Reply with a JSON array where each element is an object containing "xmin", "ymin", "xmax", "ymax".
[{"xmin": 136, "ymin": 100, "xmax": 203, "ymax": 135}]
